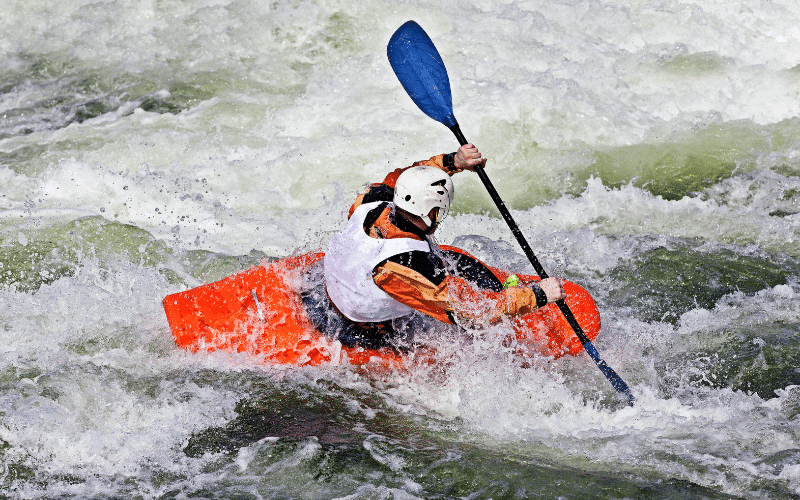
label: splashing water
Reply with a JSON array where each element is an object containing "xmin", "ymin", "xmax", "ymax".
[{"xmin": 1, "ymin": 0, "xmax": 799, "ymax": 498}]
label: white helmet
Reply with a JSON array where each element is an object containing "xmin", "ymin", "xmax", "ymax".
[{"xmin": 393, "ymin": 166, "xmax": 454, "ymax": 227}]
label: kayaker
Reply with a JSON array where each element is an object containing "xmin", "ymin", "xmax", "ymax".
[{"xmin": 302, "ymin": 144, "xmax": 565, "ymax": 351}]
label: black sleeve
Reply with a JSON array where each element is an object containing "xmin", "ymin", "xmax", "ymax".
[
  {"xmin": 440, "ymin": 250, "xmax": 504, "ymax": 292},
  {"xmin": 378, "ymin": 249, "xmax": 505, "ymax": 292},
  {"xmin": 379, "ymin": 251, "xmax": 448, "ymax": 286}
]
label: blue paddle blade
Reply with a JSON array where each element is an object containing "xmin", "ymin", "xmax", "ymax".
[{"xmin": 387, "ymin": 21, "xmax": 457, "ymax": 127}]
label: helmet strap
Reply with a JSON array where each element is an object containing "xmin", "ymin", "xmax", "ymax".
[{"xmin": 391, "ymin": 205, "xmax": 432, "ymax": 238}]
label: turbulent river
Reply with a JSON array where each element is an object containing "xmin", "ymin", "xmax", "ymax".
[{"xmin": 1, "ymin": 0, "xmax": 799, "ymax": 498}]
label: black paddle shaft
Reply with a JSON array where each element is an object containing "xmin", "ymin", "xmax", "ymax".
[
  {"xmin": 451, "ymin": 123, "xmax": 634, "ymax": 403},
  {"xmin": 449, "ymin": 123, "xmax": 594, "ymax": 349},
  {"xmin": 388, "ymin": 20, "xmax": 632, "ymax": 403}
]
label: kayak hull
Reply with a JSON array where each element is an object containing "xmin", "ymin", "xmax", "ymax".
[{"xmin": 163, "ymin": 247, "xmax": 600, "ymax": 366}]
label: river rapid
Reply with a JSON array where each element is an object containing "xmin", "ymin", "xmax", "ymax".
[{"xmin": 1, "ymin": 0, "xmax": 800, "ymax": 498}]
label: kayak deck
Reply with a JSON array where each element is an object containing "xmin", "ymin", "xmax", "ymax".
[{"xmin": 163, "ymin": 248, "xmax": 600, "ymax": 366}]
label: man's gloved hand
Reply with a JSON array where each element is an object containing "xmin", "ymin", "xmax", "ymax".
[
  {"xmin": 538, "ymin": 277, "xmax": 566, "ymax": 304},
  {"xmin": 454, "ymin": 143, "xmax": 487, "ymax": 172}
]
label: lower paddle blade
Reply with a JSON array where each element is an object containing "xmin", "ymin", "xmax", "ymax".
[
  {"xmin": 387, "ymin": 21, "xmax": 457, "ymax": 127},
  {"xmin": 583, "ymin": 342, "xmax": 635, "ymax": 406}
]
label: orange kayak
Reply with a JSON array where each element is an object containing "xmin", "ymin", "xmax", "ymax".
[{"xmin": 162, "ymin": 246, "xmax": 600, "ymax": 367}]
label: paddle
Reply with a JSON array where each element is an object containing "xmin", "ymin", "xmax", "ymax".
[{"xmin": 387, "ymin": 20, "xmax": 634, "ymax": 405}]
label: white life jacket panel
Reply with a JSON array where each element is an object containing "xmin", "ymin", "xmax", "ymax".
[{"xmin": 324, "ymin": 202, "xmax": 431, "ymax": 322}]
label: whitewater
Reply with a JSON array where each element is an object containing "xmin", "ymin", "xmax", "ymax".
[{"xmin": 1, "ymin": 0, "xmax": 799, "ymax": 498}]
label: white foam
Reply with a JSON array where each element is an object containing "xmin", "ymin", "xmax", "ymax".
[{"xmin": 1, "ymin": 0, "xmax": 799, "ymax": 496}]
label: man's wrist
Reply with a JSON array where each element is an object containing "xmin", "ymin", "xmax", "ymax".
[{"xmin": 532, "ymin": 285, "xmax": 548, "ymax": 308}]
